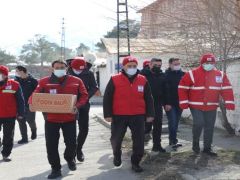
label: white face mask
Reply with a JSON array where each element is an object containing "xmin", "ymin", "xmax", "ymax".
[
  {"xmin": 202, "ymin": 64, "xmax": 215, "ymax": 71},
  {"xmin": 126, "ymin": 68, "xmax": 137, "ymax": 76},
  {"xmin": 73, "ymin": 69, "xmax": 83, "ymax": 75},
  {"xmin": 0, "ymin": 74, "xmax": 4, "ymax": 81},
  {"xmin": 173, "ymin": 65, "xmax": 181, "ymax": 71},
  {"xmin": 15, "ymin": 72, "xmax": 20, "ymax": 77},
  {"xmin": 54, "ymin": 69, "xmax": 66, "ymax": 78}
]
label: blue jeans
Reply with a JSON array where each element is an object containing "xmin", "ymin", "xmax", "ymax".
[{"xmin": 166, "ymin": 106, "xmax": 182, "ymax": 144}]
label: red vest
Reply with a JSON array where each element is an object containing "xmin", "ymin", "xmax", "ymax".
[
  {"xmin": 178, "ymin": 66, "xmax": 235, "ymax": 111},
  {"xmin": 112, "ymin": 73, "xmax": 146, "ymax": 115},
  {"xmin": 0, "ymin": 79, "xmax": 19, "ymax": 118}
]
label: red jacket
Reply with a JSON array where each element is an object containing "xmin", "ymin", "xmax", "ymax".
[
  {"xmin": 178, "ymin": 66, "xmax": 235, "ymax": 111},
  {"xmin": 33, "ymin": 75, "xmax": 88, "ymax": 123},
  {"xmin": 112, "ymin": 73, "xmax": 146, "ymax": 115},
  {"xmin": 0, "ymin": 79, "xmax": 25, "ymax": 118}
]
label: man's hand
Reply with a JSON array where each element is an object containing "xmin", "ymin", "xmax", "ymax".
[
  {"xmin": 146, "ymin": 117, "xmax": 154, "ymax": 123},
  {"xmin": 164, "ymin": 105, "xmax": 172, "ymax": 111},
  {"xmin": 72, "ymin": 106, "xmax": 78, "ymax": 114},
  {"xmin": 105, "ymin": 117, "xmax": 112, "ymax": 123}
]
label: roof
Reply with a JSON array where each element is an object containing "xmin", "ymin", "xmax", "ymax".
[
  {"xmin": 101, "ymin": 38, "xmax": 178, "ymax": 54},
  {"xmin": 138, "ymin": 0, "xmax": 166, "ymax": 13}
]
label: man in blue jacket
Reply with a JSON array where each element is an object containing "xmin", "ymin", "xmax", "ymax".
[
  {"xmin": 15, "ymin": 66, "xmax": 38, "ymax": 144},
  {"xmin": 164, "ymin": 58, "xmax": 185, "ymax": 149}
]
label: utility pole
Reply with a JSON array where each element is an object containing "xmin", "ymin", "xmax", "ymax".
[
  {"xmin": 117, "ymin": 0, "xmax": 130, "ymax": 73},
  {"xmin": 61, "ymin": 18, "xmax": 66, "ymax": 61}
]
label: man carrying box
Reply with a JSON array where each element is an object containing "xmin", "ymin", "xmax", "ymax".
[{"xmin": 31, "ymin": 60, "xmax": 88, "ymax": 179}]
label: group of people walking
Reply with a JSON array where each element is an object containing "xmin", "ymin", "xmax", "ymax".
[
  {"xmin": 0, "ymin": 53, "xmax": 235, "ymax": 179},
  {"xmin": 0, "ymin": 57, "xmax": 98, "ymax": 179},
  {"xmin": 103, "ymin": 53, "xmax": 235, "ymax": 173}
]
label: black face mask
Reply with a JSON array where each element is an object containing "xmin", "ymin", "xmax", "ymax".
[
  {"xmin": 152, "ymin": 66, "xmax": 161, "ymax": 73},
  {"xmin": 0, "ymin": 81, "xmax": 5, "ymax": 86}
]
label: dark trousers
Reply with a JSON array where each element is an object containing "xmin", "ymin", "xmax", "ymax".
[
  {"xmin": 18, "ymin": 107, "xmax": 37, "ymax": 140},
  {"xmin": 77, "ymin": 103, "xmax": 90, "ymax": 152},
  {"xmin": 166, "ymin": 106, "xmax": 182, "ymax": 144},
  {"xmin": 144, "ymin": 121, "xmax": 152, "ymax": 134},
  {"xmin": 45, "ymin": 121, "xmax": 76, "ymax": 171},
  {"xmin": 152, "ymin": 105, "xmax": 163, "ymax": 148},
  {"xmin": 190, "ymin": 109, "xmax": 217, "ymax": 151},
  {"xmin": 110, "ymin": 115, "xmax": 145, "ymax": 165},
  {"xmin": 0, "ymin": 118, "xmax": 15, "ymax": 157}
]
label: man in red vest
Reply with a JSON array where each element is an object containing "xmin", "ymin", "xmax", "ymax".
[
  {"xmin": 0, "ymin": 65, "xmax": 25, "ymax": 162},
  {"xmin": 178, "ymin": 54, "xmax": 235, "ymax": 156},
  {"xmin": 103, "ymin": 56, "xmax": 154, "ymax": 172},
  {"xmin": 31, "ymin": 60, "xmax": 88, "ymax": 179}
]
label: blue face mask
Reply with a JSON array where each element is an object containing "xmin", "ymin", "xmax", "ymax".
[
  {"xmin": 54, "ymin": 69, "xmax": 66, "ymax": 77},
  {"xmin": 202, "ymin": 64, "xmax": 215, "ymax": 71},
  {"xmin": 126, "ymin": 68, "xmax": 137, "ymax": 76}
]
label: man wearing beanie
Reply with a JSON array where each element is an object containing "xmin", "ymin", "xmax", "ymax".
[
  {"xmin": 0, "ymin": 65, "xmax": 25, "ymax": 162},
  {"xmin": 103, "ymin": 56, "xmax": 154, "ymax": 172},
  {"xmin": 68, "ymin": 57, "xmax": 98, "ymax": 162},
  {"xmin": 178, "ymin": 54, "xmax": 235, "ymax": 156}
]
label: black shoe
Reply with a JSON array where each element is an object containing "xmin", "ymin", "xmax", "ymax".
[
  {"xmin": 18, "ymin": 139, "xmax": 28, "ymax": 144},
  {"xmin": 152, "ymin": 146, "xmax": 166, "ymax": 153},
  {"xmin": 67, "ymin": 160, "xmax": 77, "ymax": 171},
  {"xmin": 2, "ymin": 156, "xmax": 11, "ymax": 162},
  {"xmin": 202, "ymin": 149, "xmax": 218, "ymax": 157},
  {"xmin": 113, "ymin": 156, "xmax": 122, "ymax": 167},
  {"xmin": 77, "ymin": 150, "xmax": 85, "ymax": 162},
  {"xmin": 132, "ymin": 164, "xmax": 143, "ymax": 173},
  {"xmin": 192, "ymin": 147, "xmax": 200, "ymax": 154},
  {"xmin": 47, "ymin": 170, "xmax": 62, "ymax": 179},
  {"xmin": 31, "ymin": 130, "xmax": 37, "ymax": 140}
]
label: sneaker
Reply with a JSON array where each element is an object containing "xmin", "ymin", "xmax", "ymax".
[
  {"xmin": 2, "ymin": 156, "xmax": 11, "ymax": 162},
  {"xmin": 47, "ymin": 170, "xmax": 62, "ymax": 179},
  {"xmin": 67, "ymin": 160, "xmax": 77, "ymax": 171},
  {"xmin": 132, "ymin": 164, "xmax": 143, "ymax": 173},
  {"xmin": 202, "ymin": 149, "xmax": 218, "ymax": 157},
  {"xmin": 31, "ymin": 130, "xmax": 37, "ymax": 140},
  {"xmin": 172, "ymin": 143, "xmax": 183, "ymax": 149},
  {"xmin": 18, "ymin": 139, "xmax": 28, "ymax": 144},
  {"xmin": 113, "ymin": 156, "xmax": 122, "ymax": 167},
  {"xmin": 77, "ymin": 150, "xmax": 85, "ymax": 162}
]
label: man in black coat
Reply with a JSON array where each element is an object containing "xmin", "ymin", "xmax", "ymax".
[
  {"xmin": 15, "ymin": 66, "xmax": 38, "ymax": 144},
  {"xmin": 68, "ymin": 57, "xmax": 98, "ymax": 162},
  {"xmin": 164, "ymin": 58, "xmax": 185, "ymax": 148},
  {"xmin": 141, "ymin": 58, "xmax": 169, "ymax": 153}
]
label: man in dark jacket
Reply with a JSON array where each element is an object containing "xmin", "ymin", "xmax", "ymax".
[
  {"xmin": 68, "ymin": 57, "xmax": 98, "ymax": 162},
  {"xmin": 103, "ymin": 56, "xmax": 154, "ymax": 173},
  {"xmin": 30, "ymin": 60, "xmax": 88, "ymax": 179},
  {"xmin": 0, "ymin": 65, "xmax": 25, "ymax": 162},
  {"xmin": 15, "ymin": 66, "xmax": 38, "ymax": 144},
  {"xmin": 164, "ymin": 58, "xmax": 185, "ymax": 148},
  {"xmin": 141, "ymin": 58, "xmax": 169, "ymax": 153}
]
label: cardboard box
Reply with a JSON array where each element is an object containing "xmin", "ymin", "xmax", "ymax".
[{"xmin": 30, "ymin": 93, "xmax": 77, "ymax": 113}]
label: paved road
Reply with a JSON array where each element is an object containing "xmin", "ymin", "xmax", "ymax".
[{"xmin": 0, "ymin": 106, "xmax": 138, "ymax": 180}]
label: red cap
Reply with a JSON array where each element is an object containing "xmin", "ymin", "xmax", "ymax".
[
  {"xmin": 200, "ymin": 54, "xmax": 216, "ymax": 64},
  {"xmin": 0, "ymin": 65, "xmax": 9, "ymax": 76},
  {"xmin": 71, "ymin": 57, "xmax": 86, "ymax": 70},
  {"xmin": 143, "ymin": 60, "xmax": 150, "ymax": 68},
  {"xmin": 122, "ymin": 56, "xmax": 138, "ymax": 66}
]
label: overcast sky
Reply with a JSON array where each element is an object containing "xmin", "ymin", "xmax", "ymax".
[{"xmin": 0, "ymin": 0, "xmax": 154, "ymax": 55}]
